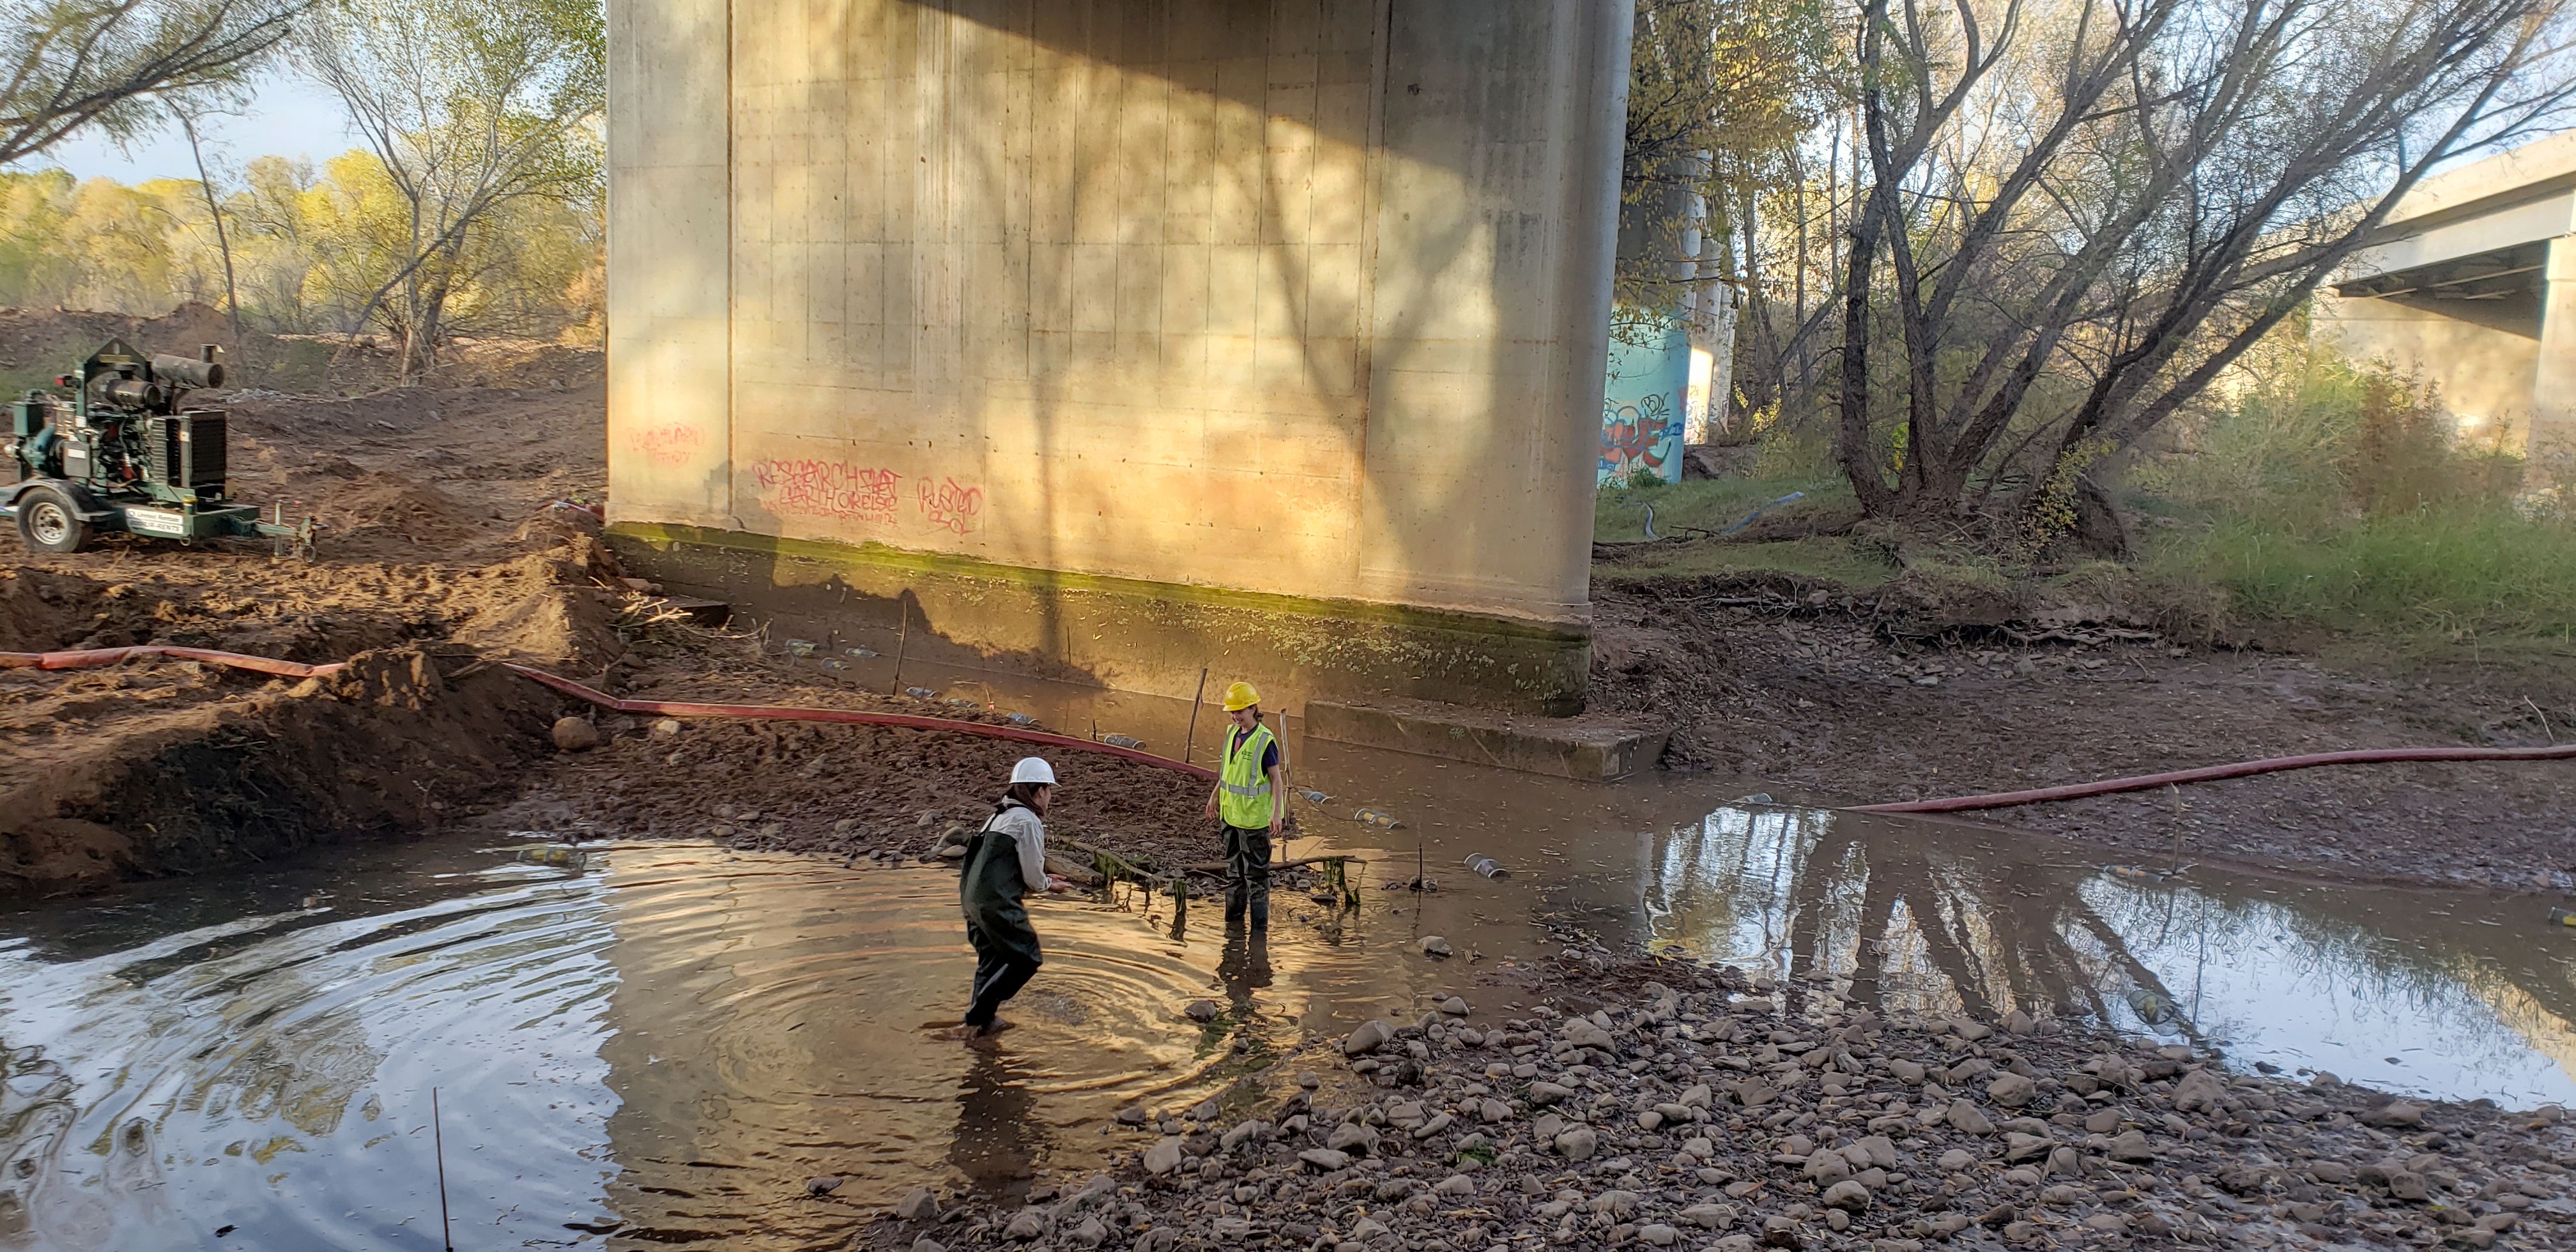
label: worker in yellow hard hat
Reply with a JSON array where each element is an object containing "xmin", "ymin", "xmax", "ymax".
[{"xmin": 1202, "ymin": 680, "xmax": 1285, "ymax": 931}]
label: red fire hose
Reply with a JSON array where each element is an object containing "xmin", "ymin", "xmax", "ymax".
[
  {"xmin": 1849, "ymin": 742, "xmax": 2576, "ymax": 814},
  {"xmin": 0, "ymin": 643, "xmax": 346, "ymax": 678},
  {"xmin": 503, "ymin": 665, "xmax": 1215, "ymax": 779},
  {"xmin": 0, "ymin": 643, "xmax": 1211, "ymax": 779},
  {"xmin": 10, "ymin": 643, "xmax": 2564, "ymax": 805}
]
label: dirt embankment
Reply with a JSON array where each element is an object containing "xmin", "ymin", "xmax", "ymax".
[
  {"xmin": 1585, "ymin": 570, "xmax": 2576, "ymax": 892},
  {"xmin": 2, "ymin": 319, "xmax": 1221, "ymax": 897}
]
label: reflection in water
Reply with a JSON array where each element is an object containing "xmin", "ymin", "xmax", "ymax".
[
  {"xmin": 1645, "ymin": 805, "xmax": 2576, "ymax": 1106},
  {"xmin": 949, "ymin": 1050, "xmax": 1041, "ymax": 1195}
]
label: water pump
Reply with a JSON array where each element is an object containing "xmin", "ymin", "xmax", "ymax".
[{"xmin": 3, "ymin": 339, "xmax": 314, "ymax": 556}]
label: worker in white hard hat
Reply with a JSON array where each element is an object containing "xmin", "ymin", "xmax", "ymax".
[
  {"xmin": 1202, "ymin": 681, "xmax": 1286, "ymax": 931},
  {"xmin": 956, "ymin": 756, "xmax": 1070, "ymax": 1037}
]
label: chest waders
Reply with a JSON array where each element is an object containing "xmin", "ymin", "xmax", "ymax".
[
  {"xmin": 959, "ymin": 811, "xmax": 1043, "ymax": 1028},
  {"xmin": 1218, "ymin": 723, "xmax": 1278, "ymax": 929}
]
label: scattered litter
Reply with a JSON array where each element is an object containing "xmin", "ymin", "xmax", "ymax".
[
  {"xmin": 2550, "ymin": 906, "xmax": 2576, "ymax": 928},
  {"xmin": 1354, "ymin": 808, "xmax": 1399, "ymax": 829},
  {"xmin": 1732, "ymin": 793, "xmax": 1774, "ymax": 805},
  {"xmin": 1103, "ymin": 734, "xmax": 1146, "ymax": 750},
  {"xmin": 1298, "ymin": 789, "xmax": 1330, "ymax": 804},
  {"xmin": 516, "ymin": 846, "xmax": 589, "ymax": 869},
  {"xmin": 1719, "ymin": 490, "xmax": 1805, "ymax": 537},
  {"xmin": 904, "ymin": 687, "xmax": 937, "ymax": 699},
  {"xmin": 942, "ymin": 696, "xmax": 977, "ymax": 708},
  {"xmin": 1005, "ymin": 712, "xmax": 1038, "ymax": 726},
  {"xmin": 783, "ymin": 639, "xmax": 818, "ymax": 657},
  {"xmin": 1464, "ymin": 853, "xmax": 1508, "ymax": 879},
  {"xmin": 845, "ymin": 646, "xmax": 879, "ymax": 659}
]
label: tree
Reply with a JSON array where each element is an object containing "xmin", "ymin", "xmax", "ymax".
[
  {"xmin": 1619, "ymin": 0, "xmax": 1844, "ymax": 346},
  {"xmin": 1832, "ymin": 0, "xmax": 2576, "ymax": 542},
  {"xmin": 295, "ymin": 0, "xmax": 601, "ymax": 382},
  {"xmin": 0, "ymin": 0, "xmax": 303, "ymax": 167}
]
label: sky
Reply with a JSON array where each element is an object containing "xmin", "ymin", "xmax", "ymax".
[{"xmin": 21, "ymin": 73, "xmax": 357, "ymax": 185}]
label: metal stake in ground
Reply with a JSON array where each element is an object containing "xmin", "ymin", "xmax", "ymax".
[
  {"xmin": 433, "ymin": 1087, "xmax": 453, "ymax": 1251},
  {"xmin": 887, "ymin": 601, "xmax": 911, "ymax": 696},
  {"xmin": 1182, "ymin": 667, "xmax": 1208, "ymax": 766}
]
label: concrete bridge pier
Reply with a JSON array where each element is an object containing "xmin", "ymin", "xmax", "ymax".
[{"xmin": 606, "ymin": 1, "xmax": 1634, "ymax": 715}]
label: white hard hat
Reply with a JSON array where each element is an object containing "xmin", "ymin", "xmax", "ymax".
[{"xmin": 1011, "ymin": 756, "xmax": 1057, "ymax": 785}]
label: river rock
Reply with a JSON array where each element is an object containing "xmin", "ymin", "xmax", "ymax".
[
  {"xmin": 1298, "ymin": 1148, "xmax": 1350, "ymax": 1172},
  {"xmin": 912, "ymin": 1238, "xmax": 945, "ymax": 1252},
  {"xmin": 1889, "ymin": 1058, "xmax": 1926, "ymax": 1083},
  {"xmin": 1184, "ymin": 999, "xmax": 1219, "ymax": 1022},
  {"xmin": 1326, "ymin": 1123, "xmax": 1379, "ymax": 1156},
  {"xmin": 2004, "ymin": 1133, "xmax": 2053, "ymax": 1163},
  {"xmin": 1066, "ymin": 1216, "xmax": 1107, "ymax": 1248},
  {"xmin": 1988, "ymin": 1073, "xmax": 2037, "ymax": 1107},
  {"xmin": 895, "ymin": 1188, "xmax": 940, "ymax": 1220},
  {"xmin": 1683, "ymin": 1203, "xmax": 1739, "ymax": 1228},
  {"xmin": 1343, "ymin": 1021, "xmax": 1390, "ymax": 1055},
  {"xmin": 1116, "ymin": 1106, "xmax": 1147, "ymax": 1125},
  {"xmin": 1439, "ymin": 996, "xmax": 1471, "ymax": 1014},
  {"xmin": 1637, "ymin": 1108, "xmax": 1664, "ymax": 1131},
  {"xmin": 1435, "ymin": 1173, "xmax": 1477, "ymax": 1197},
  {"xmin": 1738, "ymin": 1079, "xmax": 1777, "ymax": 1108},
  {"xmin": 1529, "ymin": 1081, "xmax": 1575, "ymax": 1106},
  {"xmin": 1420, "ymin": 935, "xmax": 1453, "ymax": 958},
  {"xmin": 1143, "ymin": 1136, "xmax": 1186, "ymax": 1175},
  {"xmin": 1555, "ymin": 1124, "xmax": 1600, "ymax": 1161},
  {"xmin": 2002, "ymin": 1009, "xmax": 2035, "ymax": 1035},
  {"xmin": 1947, "ymin": 1099, "xmax": 1997, "ymax": 1135},
  {"xmin": 804, "ymin": 1175, "xmax": 841, "ymax": 1195},
  {"xmin": 551, "ymin": 717, "xmax": 600, "ymax": 751},
  {"xmin": 1821, "ymin": 1180, "xmax": 1871, "ymax": 1210},
  {"xmin": 1563, "ymin": 1018, "xmax": 1616, "ymax": 1050},
  {"xmin": 1936, "ymin": 1148, "xmax": 1975, "ymax": 1172},
  {"xmin": 1222, "ymin": 1120, "xmax": 1273, "ymax": 1150},
  {"xmin": 2365, "ymin": 1100, "xmax": 2429, "ymax": 1127},
  {"xmin": 2172, "ymin": 1069, "xmax": 2226, "ymax": 1112},
  {"xmin": 1804, "ymin": 1149, "xmax": 1853, "ymax": 1183},
  {"xmin": 1004, "ymin": 1209, "xmax": 1046, "ymax": 1240},
  {"xmin": 1636, "ymin": 1223, "xmax": 1680, "ymax": 1246}
]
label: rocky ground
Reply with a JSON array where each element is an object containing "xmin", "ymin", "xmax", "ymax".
[
  {"xmin": 1584, "ymin": 570, "xmax": 2576, "ymax": 893},
  {"xmin": 860, "ymin": 956, "xmax": 2574, "ymax": 1252}
]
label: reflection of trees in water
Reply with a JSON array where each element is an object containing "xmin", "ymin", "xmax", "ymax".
[{"xmin": 1641, "ymin": 808, "xmax": 2576, "ymax": 1078}]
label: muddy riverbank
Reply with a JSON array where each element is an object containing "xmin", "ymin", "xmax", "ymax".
[
  {"xmin": 870, "ymin": 957, "xmax": 2576, "ymax": 1252},
  {"xmin": 1586, "ymin": 574, "xmax": 2576, "ymax": 892}
]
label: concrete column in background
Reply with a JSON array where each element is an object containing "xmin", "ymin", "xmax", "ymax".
[{"xmin": 2535, "ymin": 235, "xmax": 2576, "ymax": 464}]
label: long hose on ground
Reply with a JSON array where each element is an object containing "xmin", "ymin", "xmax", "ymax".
[
  {"xmin": 8, "ymin": 645, "xmax": 2568, "ymax": 808},
  {"xmin": 0, "ymin": 644, "xmax": 1215, "ymax": 780}
]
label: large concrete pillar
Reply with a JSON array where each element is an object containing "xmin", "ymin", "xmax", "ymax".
[
  {"xmin": 2536, "ymin": 236, "xmax": 2576, "ymax": 461},
  {"xmin": 605, "ymin": 1, "xmax": 1632, "ymax": 714}
]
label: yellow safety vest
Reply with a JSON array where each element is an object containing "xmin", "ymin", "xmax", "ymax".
[{"xmin": 1218, "ymin": 722, "xmax": 1279, "ymax": 828}]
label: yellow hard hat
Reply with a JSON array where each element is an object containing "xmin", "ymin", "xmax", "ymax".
[{"xmin": 1222, "ymin": 681, "xmax": 1261, "ymax": 712}]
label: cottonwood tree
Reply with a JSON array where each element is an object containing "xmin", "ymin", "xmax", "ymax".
[
  {"xmin": 0, "ymin": 0, "xmax": 302, "ymax": 167},
  {"xmin": 297, "ymin": 0, "xmax": 601, "ymax": 382},
  {"xmin": 1834, "ymin": 0, "xmax": 2576, "ymax": 543}
]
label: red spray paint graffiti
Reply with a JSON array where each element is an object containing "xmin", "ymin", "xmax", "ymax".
[
  {"xmin": 918, "ymin": 477, "xmax": 983, "ymax": 534},
  {"xmin": 753, "ymin": 460, "xmax": 903, "ymax": 524},
  {"xmin": 631, "ymin": 423, "xmax": 707, "ymax": 467}
]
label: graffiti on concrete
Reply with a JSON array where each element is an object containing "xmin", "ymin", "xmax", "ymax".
[
  {"xmin": 1598, "ymin": 392, "xmax": 1680, "ymax": 484},
  {"xmin": 752, "ymin": 459, "xmax": 903, "ymax": 524},
  {"xmin": 631, "ymin": 422, "xmax": 708, "ymax": 468},
  {"xmin": 918, "ymin": 476, "xmax": 984, "ymax": 534}
]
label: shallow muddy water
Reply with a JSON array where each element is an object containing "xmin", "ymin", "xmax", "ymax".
[{"xmin": 6, "ymin": 706, "xmax": 2576, "ymax": 1249}]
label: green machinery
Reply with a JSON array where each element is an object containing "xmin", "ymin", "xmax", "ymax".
[{"xmin": 3, "ymin": 339, "xmax": 314, "ymax": 556}]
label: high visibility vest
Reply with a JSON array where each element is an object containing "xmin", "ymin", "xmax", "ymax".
[{"xmin": 1218, "ymin": 722, "xmax": 1279, "ymax": 828}]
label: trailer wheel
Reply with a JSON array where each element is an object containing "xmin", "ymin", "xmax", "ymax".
[{"xmin": 15, "ymin": 485, "xmax": 91, "ymax": 554}]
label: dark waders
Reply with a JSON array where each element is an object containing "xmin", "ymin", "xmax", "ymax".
[
  {"xmin": 1223, "ymin": 824, "xmax": 1270, "ymax": 929},
  {"xmin": 960, "ymin": 818, "xmax": 1042, "ymax": 1028}
]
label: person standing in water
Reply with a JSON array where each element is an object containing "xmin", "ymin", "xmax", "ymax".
[
  {"xmin": 958, "ymin": 756, "xmax": 1068, "ymax": 1038},
  {"xmin": 1203, "ymin": 682, "xmax": 1286, "ymax": 931}
]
